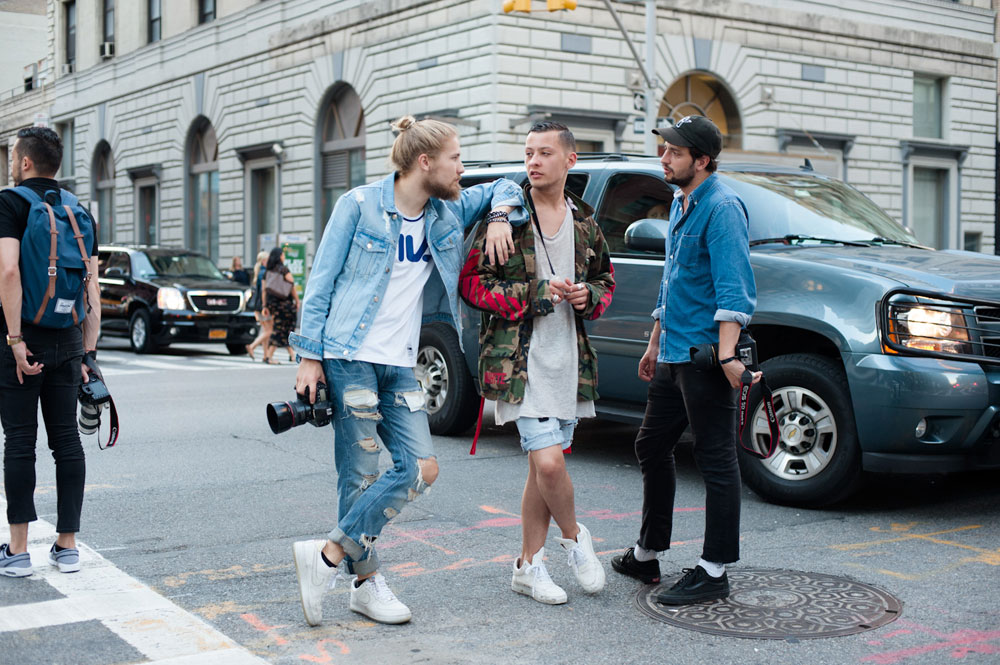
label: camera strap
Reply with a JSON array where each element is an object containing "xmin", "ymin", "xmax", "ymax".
[
  {"xmin": 83, "ymin": 355, "xmax": 119, "ymax": 450},
  {"xmin": 738, "ymin": 369, "xmax": 779, "ymax": 459}
]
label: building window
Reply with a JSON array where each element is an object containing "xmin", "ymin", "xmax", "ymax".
[
  {"xmin": 58, "ymin": 121, "xmax": 75, "ymax": 185},
  {"xmin": 0, "ymin": 146, "xmax": 8, "ymax": 187},
  {"xmin": 963, "ymin": 232, "xmax": 981, "ymax": 253},
  {"xmin": 65, "ymin": 1, "xmax": 76, "ymax": 70},
  {"xmin": 103, "ymin": 0, "xmax": 115, "ymax": 44},
  {"xmin": 660, "ymin": 73, "xmax": 743, "ymax": 151},
  {"xmin": 199, "ymin": 0, "xmax": 216, "ymax": 24},
  {"xmin": 913, "ymin": 75, "xmax": 943, "ymax": 139},
  {"xmin": 911, "ymin": 167, "xmax": 948, "ymax": 248},
  {"xmin": 137, "ymin": 183, "xmax": 158, "ymax": 244},
  {"xmin": 249, "ymin": 165, "xmax": 278, "ymax": 257},
  {"xmin": 92, "ymin": 142, "xmax": 115, "ymax": 244},
  {"xmin": 148, "ymin": 0, "xmax": 161, "ymax": 43},
  {"xmin": 188, "ymin": 119, "xmax": 220, "ymax": 262},
  {"xmin": 319, "ymin": 85, "xmax": 366, "ymax": 229}
]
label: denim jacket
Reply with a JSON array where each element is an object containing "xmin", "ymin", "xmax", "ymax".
[
  {"xmin": 290, "ymin": 172, "xmax": 525, "ymax": 361},
  {"xmin": 653, "ymin": 173, "xmax": 756, "ymax": 363}
]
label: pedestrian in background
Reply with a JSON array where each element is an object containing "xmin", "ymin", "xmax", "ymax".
[
  {"xmin": 245, "ymin": 250, "xmax": 271, "ymax": 360},
  {"xmin": 261, "ymin": 247, "xmax": 297, "ymax": 364},
  {"xmin": 0, "ymin": 128, "xmax": 102, "ymax": 577},
  {"xmin": 611, "ymin": 115, "xmax": 759, "ymax": 605},
  {"xmin": 228, "ymin": 256, "xmax": 250, "ymax": 285}
]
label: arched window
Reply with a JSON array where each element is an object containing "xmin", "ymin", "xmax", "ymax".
[
  {"xmin": 319, "ymin": 84, "xmax": 365, "ymax": 226},
  {"xmin": 660, "ymin": 73, "xmax": 742, "ymax": 150},
  {"xmin": 187, "ymin": 118, "xmax": 219, "ymax": 262},
  {"xmin": 91, "ymin": 141, "xmax": 114, "ymax": 243}
]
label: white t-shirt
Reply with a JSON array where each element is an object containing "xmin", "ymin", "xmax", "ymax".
[{"xmin": 351, "ymin": 213, "xmax": 435, "ymax": 367}]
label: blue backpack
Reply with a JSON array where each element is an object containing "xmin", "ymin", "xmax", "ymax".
[{"xmin": 10, "ymin": 186, "xmax": 96, "ymax": 328}]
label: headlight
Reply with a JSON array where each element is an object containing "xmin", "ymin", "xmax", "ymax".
[
  {"xmin": 157, "ymin": 287, "xmax": 187, "ymax": 311},
  {"xmin": 244, "ymin": 288, "xmax": 252, "ymax": 305},
  {"xmin": 890, "ymin": 305, "xmax": 971, "ymax": 354}
]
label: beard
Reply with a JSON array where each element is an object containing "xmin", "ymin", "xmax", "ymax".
[
  {"xmin": 665, "ymin": 166, "xmax": 694, "ymax": 189},
  {"xmin": 425, "ymin": 178, "xmax": 461, "ymax": 201}
]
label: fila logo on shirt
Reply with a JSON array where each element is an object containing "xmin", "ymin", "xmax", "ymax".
[{"xmin": 398, "ymin": 235, "xmax": 431, "ymax": 263}]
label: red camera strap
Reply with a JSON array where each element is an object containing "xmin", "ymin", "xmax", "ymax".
[{"xmin": 738, "ymin": 370, "xmax": 779, "ymax": 459}]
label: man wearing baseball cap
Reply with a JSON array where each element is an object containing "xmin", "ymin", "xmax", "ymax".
[{"xmin": 611, "ymin": 115, "xmax": 758, "ymax": 605}]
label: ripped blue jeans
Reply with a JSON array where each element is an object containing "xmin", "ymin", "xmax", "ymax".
[{"xmin": 322, "ymin": 359, "xmax": 435, "ymax": 576}]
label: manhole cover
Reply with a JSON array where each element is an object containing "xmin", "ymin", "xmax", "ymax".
[{"xmin": 636, "ymin": 568, "xmax": 902, "ymax": 640}]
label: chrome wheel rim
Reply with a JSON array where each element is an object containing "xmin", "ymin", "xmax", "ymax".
[
  {"xmin": 749, "ymin": 385, "xmax": 838, "ymax": 481},
  {"xmin": 131, "ymin": 316, "xmax": 147, "ymax": 349},
  {"xmin": 414, "ymin": 346, "xmax": 448, "ymax": 415}
]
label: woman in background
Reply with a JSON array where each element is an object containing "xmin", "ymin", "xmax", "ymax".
[
  {"xmin": 245, "ymin": 250, "xmax": 272, "ymax": 360},
  {"xmin": 261, "ymin": 247, "xmax": 298, "ymax": 364}
]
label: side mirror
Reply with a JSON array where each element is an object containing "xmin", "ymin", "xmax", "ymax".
[
  {"xmin": 624, "ymin": 218, "xmax": 668, "ymax": 254},
  {"xmin": 104, "ymin": 267, "xmax": 125, "ymax": 278}
]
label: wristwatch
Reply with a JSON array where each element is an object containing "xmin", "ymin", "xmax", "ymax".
[{"xmin": 6, "ymin": 334, "xmax": 24, "ymax": 346}]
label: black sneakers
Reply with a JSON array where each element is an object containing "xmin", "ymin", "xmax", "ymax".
[
  {"xmin": 655, "ymin": 566, "xmax": 729, "ymax": 605},
  {"xmin": 611, "ymin": 547, "xmax": 661, "ymax": 584}
]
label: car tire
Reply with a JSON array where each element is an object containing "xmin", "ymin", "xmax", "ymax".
[
  {"xmin": 416, "ymin": 324, "xmax": 480, "ymax": 435},
  {"xmin": 227, "ymin": 343, "xmax": 247, "ymax": 356},
  {"xmin": 738, "ymin": 353, "xmax": 862, "ymax": 508},
  {"xmin": 129, "ymin": 309, "xmax": 157, "ymax": 354}
]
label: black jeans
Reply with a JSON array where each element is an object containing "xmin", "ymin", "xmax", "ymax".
[
  {"xmin": 0, "ymin": 322, "xmax": 85, "ymax": 533},
  {"xmin": 634, "ymin": 362, "xmax": 741, "ymax": 564}
]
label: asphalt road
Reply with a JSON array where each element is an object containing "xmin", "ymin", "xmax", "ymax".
[{"xmin": 2, "ymin": 339, "xmax": 999, "ymax": 665}]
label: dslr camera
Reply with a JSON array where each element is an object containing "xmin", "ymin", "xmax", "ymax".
[
  {"xmin": 689, "ymin": 329, "xmax": 759, "ymax": 372},
  {"xmin": 267, "ymin": 382, "xmax": 333, "ymax": 434},
  {"xmin": 78, "ymin": 370, "xmax": 111, "ymax": 436}
]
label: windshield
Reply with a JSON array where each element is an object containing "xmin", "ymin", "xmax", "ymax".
[
  {"xmin": 136, "ymin": 252, "xmax": 226, "ymax": 280},
  {"xmin": 719, "ymin": 172, "xmax": 917, "ymax": 244}
]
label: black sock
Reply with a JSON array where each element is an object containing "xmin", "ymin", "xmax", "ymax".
[
  {"xmin": 354, "ymin": 577, "xmax": 366, "ymax": 588},
  {"xmin": 320, "ymin": 551, "xmax": 337, "ymax": 568},
  {"xmin": 54, "ymin": 544, "xmax": 68, "ymax": 552}
]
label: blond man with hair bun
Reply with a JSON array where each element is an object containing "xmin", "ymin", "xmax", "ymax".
[{"xmin": 289, "ymin": 115, "xmax": 526, "ymax": 626}]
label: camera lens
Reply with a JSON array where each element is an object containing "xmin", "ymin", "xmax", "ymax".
[
  {"xmin": 79, "ymin": 403, "xmax": 102, "ymax": 435},
  {"xmin": 267, "ymin": 400, "xmax": 314, "ymax": 434}
]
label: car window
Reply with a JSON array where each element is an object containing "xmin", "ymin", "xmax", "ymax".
[
  {"xmin": 97, "ymin": 251, "xmax": 111, "ymax": 276},
  {"xmin": 142, "ymin": 253, "xmax": 226, "ymax": 279},
  {"xmin": 132, "ymin": 252, "xmax": 157, "ymax": 279},
  {"xmin": 720, "ymin": 172, "xmax": 917, "ymax": 244},
  {"xmin": 107, "ymin": 252, "xmax": 130, "ymax": 276},
  {"xmin": 595, "ymin": 173, "xmax": 674, "ymax": 254},
  {"xmin": 460, "ymin": 172, "xmax": 588, "ymax": 199}
]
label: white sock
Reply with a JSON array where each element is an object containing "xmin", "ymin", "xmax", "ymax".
[
  {"xmin": 697, "ymin": 558, "xmax": 725, "ymax": 578},
  {"xmin": 633, "ymin": 544, "xmax": 658, "ymax": 562}
]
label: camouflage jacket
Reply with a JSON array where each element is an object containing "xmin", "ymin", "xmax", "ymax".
[{"xmin": 458, "ymin": 185, "xmax": 615, "ymax": 404}]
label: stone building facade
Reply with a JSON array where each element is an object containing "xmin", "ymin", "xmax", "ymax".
[{"xmin": 1, "ymin": 0, "xmax": 996, "ymax": 267}]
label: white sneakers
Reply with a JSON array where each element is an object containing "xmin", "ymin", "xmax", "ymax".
[
  {"xmin": 557, "ymin": 522, "xmax": 606, "ymax": 593},
  {"xmin": 513, "ymin": 523, "xmax": 607, "ymax": 605},
  {"xmin": 292, "ymin": 540, "xmax": 336, "ymax": 626},
  {"xmin": 293, "ymin": 541, "xmax": 411, "ymax": 625},
  {"xmin": 350, "ymin": 573, "xmax": 412, "ymax": 624},
  {"xmin": 512, "ymin": 547, "xmax": 568, "ymax": 605}
]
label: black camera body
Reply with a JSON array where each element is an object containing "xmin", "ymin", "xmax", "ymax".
[
  {"xmin": 689, "ymin": 330, "xmax": 759, "ymax": 372},
  {"xmin": 267, "ymin": 383, "xmax": 333, "ymax": 434},
  {"xmin": 78, "ymin": 361, "xmax": 111, "ymax": 436}
]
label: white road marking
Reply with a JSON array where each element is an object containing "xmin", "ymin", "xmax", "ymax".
[{"xmin": 0, "ymin": 499, "xmax": 268, "ymax": 664}]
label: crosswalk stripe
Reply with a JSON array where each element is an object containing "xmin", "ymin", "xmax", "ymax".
[{"xmin": 0, "ymin": 499, "xmax": 268, "ymax": 664}]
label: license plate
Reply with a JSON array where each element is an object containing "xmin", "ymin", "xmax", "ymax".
[{"xmin": 209, "ymin": 329, "xmax": 227, "ymax": 340}]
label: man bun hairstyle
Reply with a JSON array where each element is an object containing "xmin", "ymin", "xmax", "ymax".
[
  {"xmin": 16, "ymin": 126, "xmax": 63, "ymax": 176},
  {"xmin": 527, "ymin": 120, "xmax": 576, "ymax": 153},
  {"xmin": 389, "ymin": 115, "xmax": 458, "ymax": 174}
]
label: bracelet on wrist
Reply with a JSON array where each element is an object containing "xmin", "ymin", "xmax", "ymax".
[
  {"xmin": 6, "ymin": 334, "xmax": 23, "ymax": 346},
  {"xmin": 719, "ymin": 356, "xmax": 738, "ymax": 365}
]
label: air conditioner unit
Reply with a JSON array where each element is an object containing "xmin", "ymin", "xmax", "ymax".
[
  {"xmin": 61, "ymin": 63, "xmax": 74, "ymax": 75},
  {"xmin": 100, "ymin": 42, "xmax": 115, "ymax": 59},
  {"xmin": 23, "ymin": 62, "xmax": 38, "ymax": 81}
]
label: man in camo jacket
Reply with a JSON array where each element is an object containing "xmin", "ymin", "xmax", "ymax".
[{"xmin": 459, "ymin": 121, "xmax": 615, "ymax": 605}]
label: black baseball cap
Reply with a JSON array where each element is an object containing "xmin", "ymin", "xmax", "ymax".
[{"xmin": 651, "ymin": 115, "xmax": 723, "ymax": 159}]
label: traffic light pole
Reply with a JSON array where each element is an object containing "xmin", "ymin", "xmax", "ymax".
[{"xmin": 602, "ymin": 1, "xmax": 659, "ymax": 155}]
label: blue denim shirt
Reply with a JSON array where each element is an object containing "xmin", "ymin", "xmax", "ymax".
[
  {"xmin": 652, "ymin": 173, "xmax": 756, "ymax": 363},
  {"xmin": 290, "ymin": 172, "xmax": 525, "ymax": 361}
]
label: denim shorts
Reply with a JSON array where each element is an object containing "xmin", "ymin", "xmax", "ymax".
[{"xmin": 515, "ymin": 417, "xmax": 578, "ymax": 453}]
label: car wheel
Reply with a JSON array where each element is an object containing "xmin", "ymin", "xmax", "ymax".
[
  {"xmin": 738, "ymin": 353, "xmax": 862, "ymax": 508},
  {"xmin": 415, "ymin": 324, "xmax": 480, "ymax": 435},
  {"xmin": 227, "ymin": 343, "xmax": 247, "ymax": 355},
  {"xmin": 129, "ymin": 309, "xmax": 157, "ymax": 354}
]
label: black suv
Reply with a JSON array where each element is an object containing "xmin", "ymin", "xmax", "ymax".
[{"xmin": 97, "ymin": 246, "xmax": 258, "ymax": 354}]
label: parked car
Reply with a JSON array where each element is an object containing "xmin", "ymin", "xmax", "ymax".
[
  {"xmin": 97, "ymin": 245, "xmax": 258, "ymax": 354},
  {"xmin": 415, "ymin": 155, "xmax": 1000, "ymax": 507}
]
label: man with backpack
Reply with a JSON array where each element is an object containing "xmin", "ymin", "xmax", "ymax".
[{"xmin": 0, "ymin": 127, "xmax": 101, "ymax": 577}]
